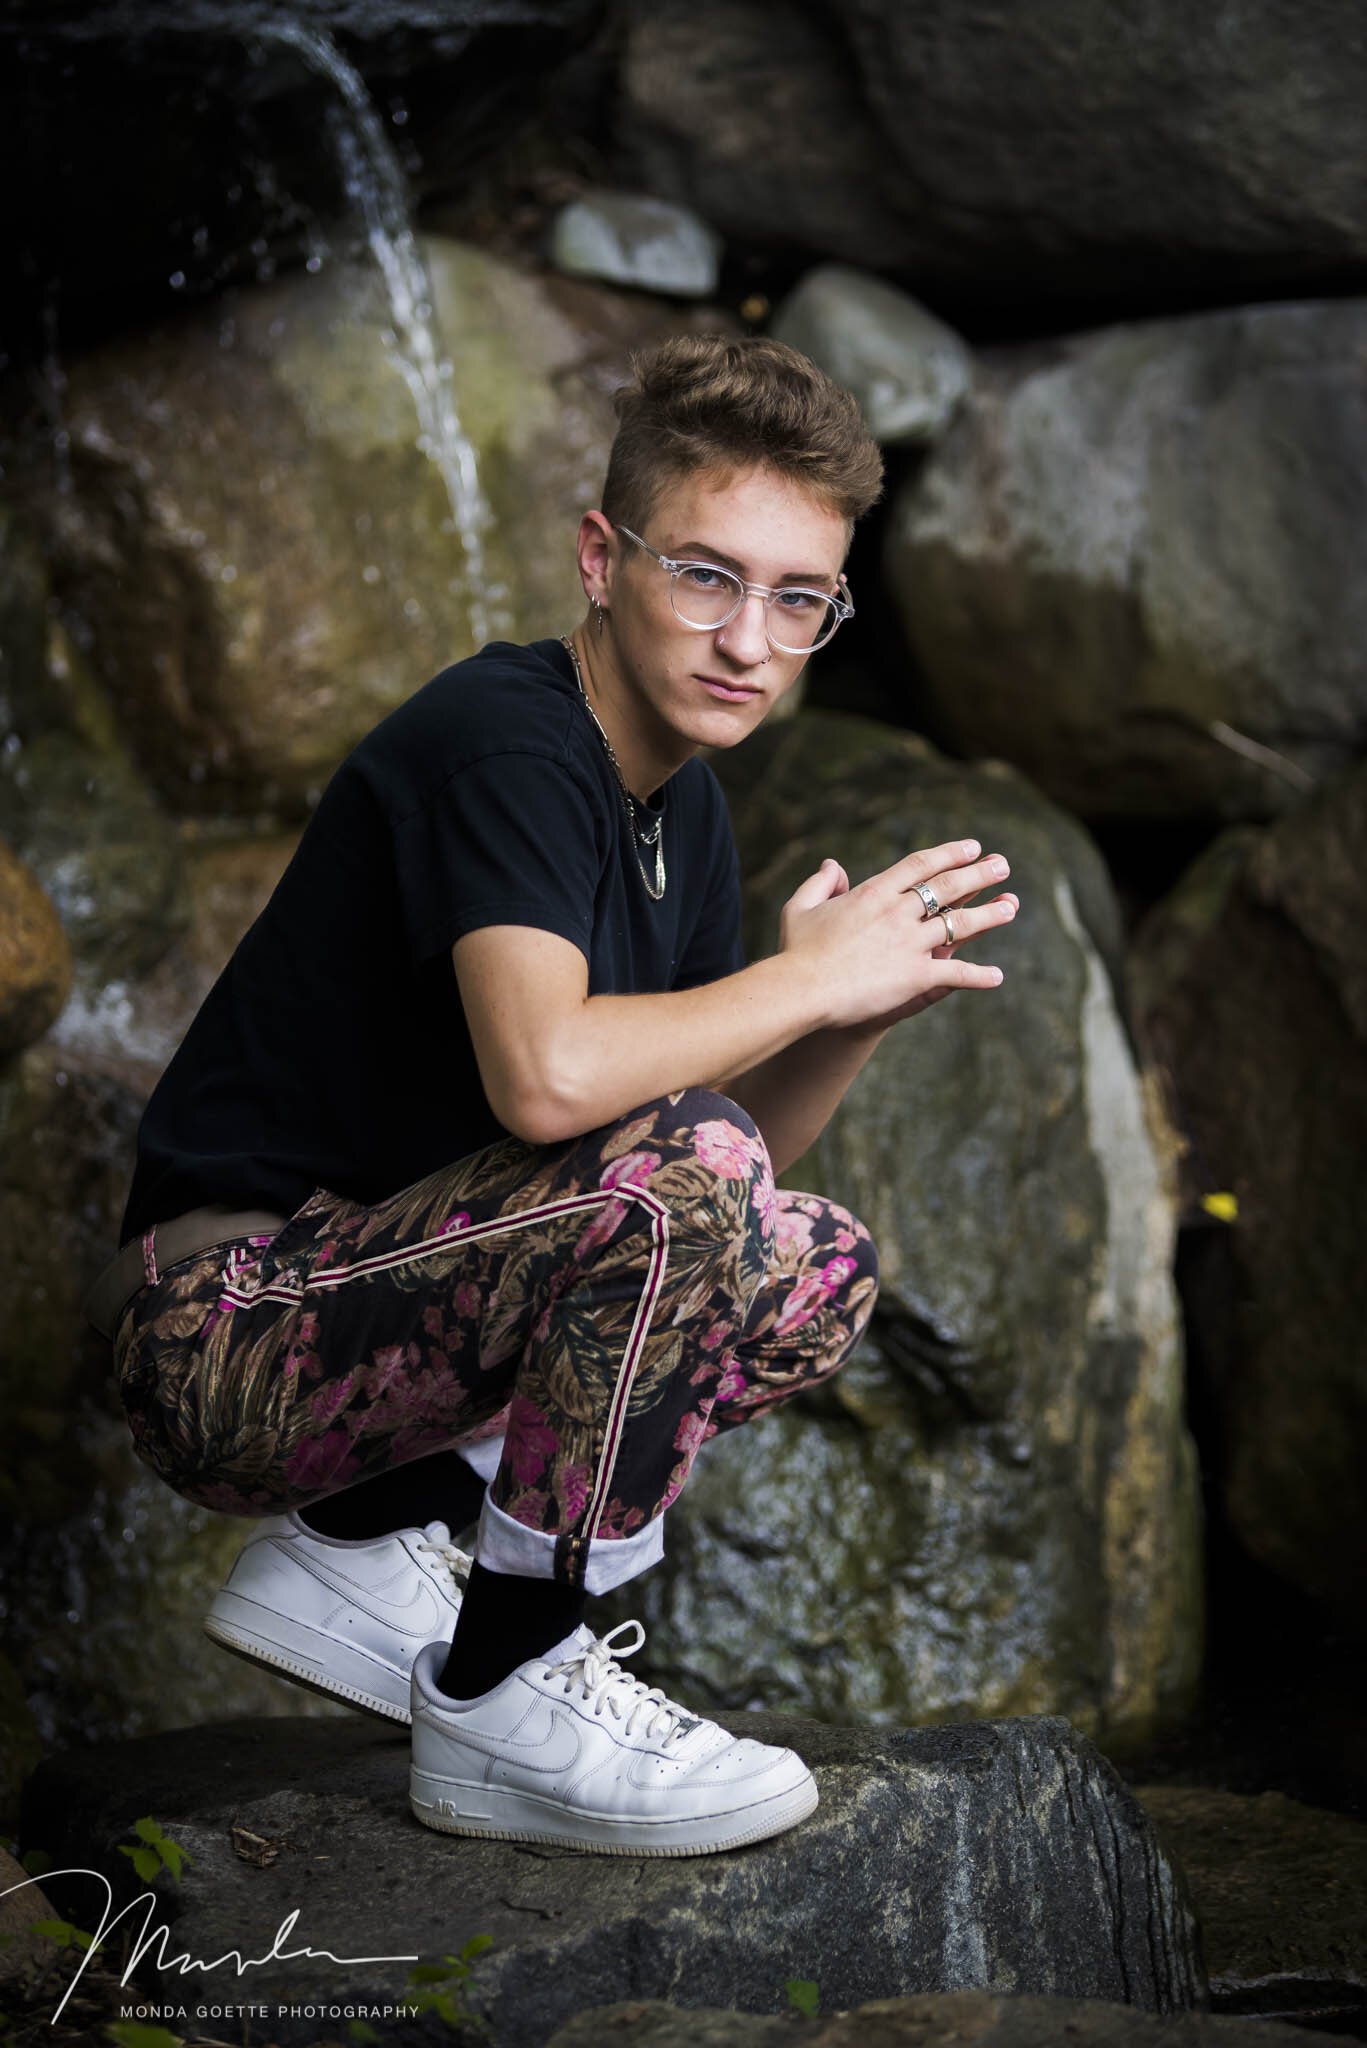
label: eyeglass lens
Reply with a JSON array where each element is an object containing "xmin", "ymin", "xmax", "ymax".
[{"xmin": 669, "ymin": 565, "xmax": 840, "ymax": 650}]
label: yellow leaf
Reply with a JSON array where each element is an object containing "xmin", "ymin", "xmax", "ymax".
[{"xmin": 1201, "ymin": 1191, "xmax": 1238, "ymax": 1223}]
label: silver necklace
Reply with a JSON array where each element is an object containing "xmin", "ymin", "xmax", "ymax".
[{"xmin": 561, "ymin": 633, "xmax": 666, "ymax": 900}]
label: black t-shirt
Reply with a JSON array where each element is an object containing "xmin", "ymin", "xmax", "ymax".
[{"xmin": 120, "ymin": 636, "xmax": 746, "ymax": 1242}]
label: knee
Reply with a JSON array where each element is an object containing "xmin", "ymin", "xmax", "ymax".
[{"xmin": 600, "ymin": 1088, "xmax": 774, "ymax": 1258}]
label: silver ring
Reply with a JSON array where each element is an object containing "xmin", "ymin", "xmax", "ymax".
[
  {"xmin": 940, "ymin": 909, "xmax": 956, "ymax": 945},
  {"xmin": 913, "ymin": 881, "xmax": 941, "ymax": 917}
]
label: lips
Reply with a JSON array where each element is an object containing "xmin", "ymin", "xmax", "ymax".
[{"xmin": 697, "ymin": 675, "xmax": 762, "ymax": 702}]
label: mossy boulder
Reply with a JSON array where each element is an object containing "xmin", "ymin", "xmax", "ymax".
[{"xmin": 16, "ymin": 240, "xmax": 731, "ymax": 820}]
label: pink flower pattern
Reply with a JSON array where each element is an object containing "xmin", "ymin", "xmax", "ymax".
[{"xmin": 110, "ymin": 1091, "xmax": 877, "ymax": 1545}]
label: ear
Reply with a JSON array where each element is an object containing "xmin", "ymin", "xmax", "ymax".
[{"xmin": 576, "ymin": 510, "xmax": 617, "ymax": 608}]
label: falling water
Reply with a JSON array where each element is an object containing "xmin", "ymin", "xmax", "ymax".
[{"xmin": 257, "ymin": 19, "xmax": 506, "ymax": 647}]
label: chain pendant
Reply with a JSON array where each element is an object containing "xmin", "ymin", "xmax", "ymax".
[{"xmin": 562, "ymin": 632, "xmax": 668, "ymax": 900}]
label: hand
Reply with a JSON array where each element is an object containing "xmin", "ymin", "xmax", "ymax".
[{"xmin": 776, "ymin": 838, "xmax": 1017, "ymax": 1032}]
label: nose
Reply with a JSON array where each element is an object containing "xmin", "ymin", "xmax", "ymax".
[{"xmin": 715, "ymin": 588, "xmax": 772, "ymax": 668}]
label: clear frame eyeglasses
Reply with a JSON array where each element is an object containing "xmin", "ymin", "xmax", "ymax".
[{"xmin": 613, "ymin": 523, "xmax": 854, "ymax": 653}]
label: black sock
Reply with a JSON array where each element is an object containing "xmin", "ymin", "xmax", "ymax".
[
  {"xmin": 297, "ymin": 1449, "xmax": 487, "ymax": 1542},
  {"xmin": 436, "ymin": 1560, "xmax": 588, "ymax": 1701}
]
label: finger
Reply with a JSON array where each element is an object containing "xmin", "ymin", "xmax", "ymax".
[
  {"xmin": 911, "ymin": 856, "xmax": 1013, "ymax": 909},
  {"xmin": 936, "ymin": 957, "xmax": 1005, "ymax": 989},
  {"xmin": 883, "ymin": 839, "xmax": 984, "ymax": 893},
  {"xmin": 787, "ymin": 859, "xmax": 846, "ymax": 910},
  {"xmin": 917, "ymin": 897, "xmax": 1018, "ymax": 950}
]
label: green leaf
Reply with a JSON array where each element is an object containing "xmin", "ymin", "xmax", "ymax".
[
  {"xmin": 105, "ymin": 2024, "xmax": 186, "ymax": 2048},
  {"xmin": 785, "ymin": 1977, "xmax": 820, "ymax": 2017},
  {"xmin": 30, "ymin": 1917, "xmax": 85, "ymax": 1948},
  {"xmin": 346, "ymin": 2024, "xmax": 382, "ymax": 2045},
  {"xmin": 461, "ymin": 1933, "xmax": 494, "ymax": 1960},
  {"xmin": 127, "ymin": 1846, "xmax": 160, "ymax": 1884}
]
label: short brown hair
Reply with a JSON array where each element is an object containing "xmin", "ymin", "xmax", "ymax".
[{"xmin": 601, "ymin": 334, "xmax": 883, "ymax": 541}]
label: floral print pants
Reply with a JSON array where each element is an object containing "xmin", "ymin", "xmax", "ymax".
[{"xmin": 113, "ymin": 1087, "xmax": 879, "ymax": 1590}]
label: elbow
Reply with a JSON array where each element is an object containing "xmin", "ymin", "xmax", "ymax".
[{"xmin": 488, "ymin": 1055, "xmax": 590, "ymax": 1149}]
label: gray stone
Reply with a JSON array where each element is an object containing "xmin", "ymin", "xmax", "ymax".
[
  {"xmin": 18, "ymin": 1706, "xmax": 1203, "ymax": 2047},
  {"xmin": 1133, "ymin": 1784, "xmax": 1367, "ymax": 2033},
  {"xmin": 1128, "ymin": 761, "xmax": 1367, "ymax": 1630},
  {"xmin": 612, "ymin": 1, "xmax": 1367, "ymax": 307},
  {"xmin": 884, "ymin": 301, "xmax": 1367, "ymax": 824},
  {"xmin": 771, "ymin": 266, "xmax": 972, "ymax": 446},
  {"xmin": 611, "ymin": 713, "xmax": 1200, "ymax": 1752},
  {"xmin": 548, "ymin": 1992, "xmax": 1328, "ymax": 2046},
  {"xmin": 551, "ymin": 191, "xmax": 723, "ymax": 296}
]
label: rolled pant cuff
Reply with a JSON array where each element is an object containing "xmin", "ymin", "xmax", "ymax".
[
  {"xmin": 474, "ymin": 1491, "xmax": 665, "ymax": 1592},
  {"xmin": 456, "ymin": 1431, "xmax": 505, "ymax": 1484}
]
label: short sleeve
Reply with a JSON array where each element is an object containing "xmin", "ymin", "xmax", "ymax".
[
  {"xmin": 392, "ymin": 750, "xmax": 605, "ymax": 967},
  {"xmin": 671, "ymin": 781, "xmax": 747, "ymax": 990}
]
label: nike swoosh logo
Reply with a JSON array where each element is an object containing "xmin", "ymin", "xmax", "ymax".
[
  {"xmin": 453, "ymin": 1705, "xmax": 584, "ymax": 1779},
  {"xmin": 282, "ymin": 1547, "xmax": 445, "ymax": 1639}
]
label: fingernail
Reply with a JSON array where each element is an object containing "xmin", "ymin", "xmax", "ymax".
[
  {"xmin": 989, "ymin": 857, "xmax": 1009, "ymax": 877},
  {"xmin": 963, "ymin": 839, "xmax": 980, "ymax": 856}
]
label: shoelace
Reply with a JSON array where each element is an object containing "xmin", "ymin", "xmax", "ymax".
[
  {"xmin": 547, "ymin": 1619, "xmax": 701, "ymax": 1745},
  {"xmin": 415, "ymin": 1531, "xmax": 473, "ymax": 1601}
]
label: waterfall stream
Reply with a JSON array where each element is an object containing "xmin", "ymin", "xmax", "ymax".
[{"xmin": 257, "ymin": 19, "xmax": 507, "ymax": 647}]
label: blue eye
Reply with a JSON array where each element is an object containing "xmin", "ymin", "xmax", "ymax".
[
  {"xmin": 679, "ymin": 564, "xmax": 729, "ymax": 589},
  {"xmin": 773, "ymin": 589, "xmax": 822, "ymax": 612}
]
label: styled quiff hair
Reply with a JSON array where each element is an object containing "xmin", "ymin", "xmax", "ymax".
[{"xmin": 600, "ymin": 333, "xmax": 884, "ymax": 541}]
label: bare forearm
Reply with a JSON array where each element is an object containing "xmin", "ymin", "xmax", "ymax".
[
  {"xmin": 722, "ymin": 1021, "xmax": 888, "ymax": 1176},
  {"xmin": 524, "ymin": 952, "xmax": 830, "ymax": 1144}
]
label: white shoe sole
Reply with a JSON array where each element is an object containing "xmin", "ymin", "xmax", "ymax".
[
  {"xmin": 204, "ymin": 1591, "xmax": 413, "ymax": 1724},
  {"xmin": 408, "ymin": 1766, "xmax": 818, "ymax": 1857}
]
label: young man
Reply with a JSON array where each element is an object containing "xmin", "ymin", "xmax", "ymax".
[{"xmin": 87, "ymin": 335, "xmax": 1016, "ymax": 1857}]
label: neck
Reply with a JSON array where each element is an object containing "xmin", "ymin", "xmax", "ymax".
[{"xmin": 566, "ymin": 624, "xmax": 687, "ymax": 803}]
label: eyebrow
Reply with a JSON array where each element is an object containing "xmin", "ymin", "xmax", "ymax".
[{"xmin": 668, "ymin": 539, "xmax": 837, "ymax": 587}]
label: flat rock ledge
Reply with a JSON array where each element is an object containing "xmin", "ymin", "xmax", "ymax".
[
  {"xmin": 547, "ymin": 1992, "xmax": 1327, "ymax": 2047},
  {"xmin": 21, "ymin": 1708, "xmax": 1205, "ymax": 2048}
]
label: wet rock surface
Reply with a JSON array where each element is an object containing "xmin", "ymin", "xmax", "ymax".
[
  {"xmin": 1128, "ymin": 761, "xmax": 1367, "ymax": 1630},
  {"xmin": 614, "ymin": 714, "xmax": 1201, "ymax": 1749},
  {"xmin": 0, "ymin": 839, "xmax": 70, "ymax": 1059},
  {"xmin": 1133, "ymin": 1783, "xmax": 1367, "ymax": 2034},
  {"xmin": 20, "ymin": 1706, "xmax": 1202, "ymax": 2048},
  {"xmin": 547, "ymin": 1992, "xmax": 1327, "ymax": 2047},
  {"xmin": 10, "ymin": 236, "xmax": 728, "ymax": 819}
]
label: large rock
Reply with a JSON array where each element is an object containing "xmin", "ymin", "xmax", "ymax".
[
  {"xmin": 1128, "ymin": 762, "xmax": 1367, "ymax": 1630},
  {"xmin": 18, "ymin": 1707, "xmax": 1203, "ymax": 2046},
  {"xmin": 614, "ymin": 712, "xmax": 1201, "ymax": 1752},
  {"xmin": 889, "ymin": 299, "xmax": 1367, "ymax": 823},
  {"xmin": 0, "ymin": 1043, "xmax": 146, "ymax": 1525},
  {"xmin": 0, "ymin": 839, "xmax": 70, "ymax": 1058},
  {"xmin": 884, "ymin": 301, "xmax": 1367, "ymax": 826},
  {"xmin": 612, "ymin": 1, "xmax": 1367, "ymax": 308},
  {"xmin": 14, "ymin": 240, "xmax": 731, "ymax": 819},
  {"xmin": 548, "ymin": 1995, "xmax": 1326, "ymax": 2046},
  {"xmin": 1134, "ymin": 1785, "xmax": 1367, "ymax": 2033},
  {"xmin": 0, "ymin": 507, "xmax": 190, "ymax": 994}
]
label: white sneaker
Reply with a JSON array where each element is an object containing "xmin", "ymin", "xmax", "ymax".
[
  {"xmin": 204, "ymin": 1512, "xmax": 471, "ymax": 1724},
  {"xmin": 409, "ymin": 1618, "xmax": 818, "ymax": 1857}
]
